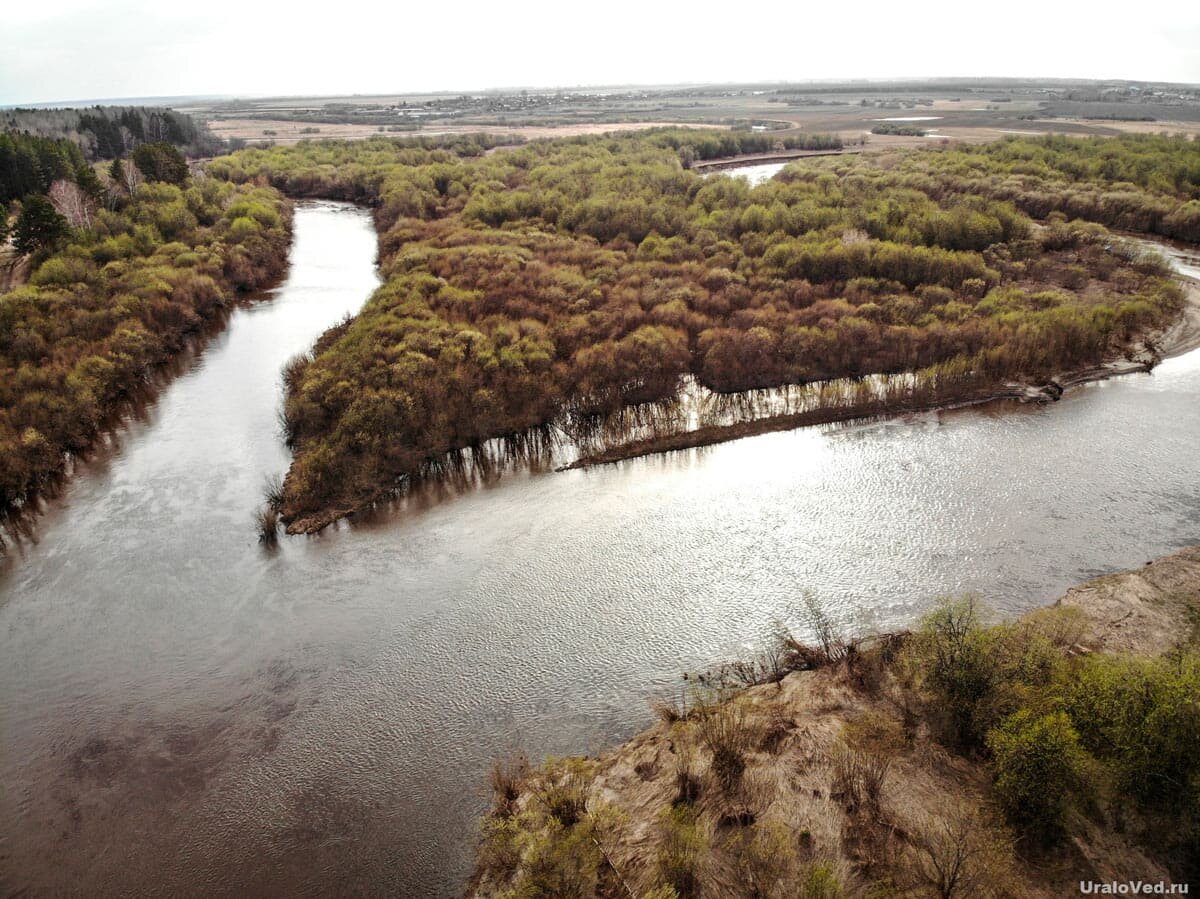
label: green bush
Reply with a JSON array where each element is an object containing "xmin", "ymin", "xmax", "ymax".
[
  {"xmin": 656, "ymin": 806, "xmax": 708, "ymax": 899},
  {"xmin": 1062, "ymin": 652, "xmax": 1200, "ymax": 807},
  {"xmin": 987, "ymin": 710, "xmax": 1087, "ymax": 846},
  {"xmin": 907, "ymin": 598, "xmax": 1064, "ymax": 748},
  {"xmin": 797, "ymin": 862, "xmax": 845, "ymax": 899}
]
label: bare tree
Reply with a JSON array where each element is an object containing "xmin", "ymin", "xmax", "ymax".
[
  {"xmin": 112, "ymin": 158, "xmax": 143, "ymax": 198},
  {"xmin": 47, "ymin": 179, "xmax": 93, "ymax": 229}
]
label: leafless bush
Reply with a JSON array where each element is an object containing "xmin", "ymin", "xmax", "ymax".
[
  {"xmin": 263, "ymin": 473, "xmax": 285, "ymax": 510},
  {"xmin": 488, "ymin": 753, "xmax": 530, "ymax": 817},
  {"xmin": 759, "ymin": 706, "xmax": 794, "ymax": 754},
  {"xmin": 255, "ymin": 506, "xmax": 279, "ymax": 544},
  {"xmin": 799, "ymin": 593, "xmax": 849, "ymax": 664},
  {"xmin": 907, "ymin": 805, "xmax": 1014, "ymax": 899},
  {"xmin": 672, "ymin": 737, "xmax": 701, "ymax": 806},
  {"xmin": 698, "ymin": 702, "xmax": 759, "ymax": 792},
  {"xmin": 830, "ymin": 742, "xmax": 892, "ymax": 811},
  {"xmin": 281, "ymin": 351, "xmax": 312, "ymax": 393}
]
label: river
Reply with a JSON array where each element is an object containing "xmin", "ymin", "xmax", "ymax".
[{"xmin": 2, "ymin": 198, "xmax": 1199, "ymax": 898}]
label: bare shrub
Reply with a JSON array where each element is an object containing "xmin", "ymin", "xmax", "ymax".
[
  {"xmin": 672, "ymin": 736, "xmax": 702, "ymax": 806},
  {"xmin": 906, "ymin": 805, "xmax": 1014, "ymax": 899},
  {"xmin": 263, "ymin": 473, "xmax": 285, "ymax": 510},
  {"xmin": 255, "ymin": 506, "xmax": 279, "ymax": 544},
  {"xmin": 830, "ymin": 742, "xmax": 892, "ymax": 812},
  {"xmin": 488, "ymin": 753, "xmax": 530, "ymax": 817},
  {"xmin": 281, "ymin": 351, "xmax": 312, "ymax": 393},
  {"xmin": 759, "ymin": 706, "xmax": 794, "ymax": 754},
  {"xmin": 698, "ymin": 702, "xmax": 759, "ymax": 792},
  {"xmin": 799, "ymin": 593, "xmax": 849, "ymax": 664}
]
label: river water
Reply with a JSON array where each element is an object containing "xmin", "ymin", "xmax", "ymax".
[{"xmin": 2, "ymin": 199, "xmax": 1199, "ymax": 898}]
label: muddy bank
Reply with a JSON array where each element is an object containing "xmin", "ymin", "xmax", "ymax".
[{"xmin": 690, "ymin": 146, "xmax": 863, "ymax": 172}]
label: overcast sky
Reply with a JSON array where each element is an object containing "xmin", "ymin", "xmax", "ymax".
[{"xmin": 3, "ymin": 0, "xmax": 1199, "ymax": 105}]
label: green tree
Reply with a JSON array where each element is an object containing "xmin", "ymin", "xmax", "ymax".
[
  {"xmin": 12, "ymin": 196, "xmax": 70, "ymax": 255},
  {"xmin": 131, "ymin": 142, "xmax": 189, "ymax": 185}
]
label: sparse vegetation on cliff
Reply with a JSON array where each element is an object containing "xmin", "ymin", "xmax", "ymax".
[{"xmin": 468, "ymin": 548, "xmax": 1200, "ymax": 897}]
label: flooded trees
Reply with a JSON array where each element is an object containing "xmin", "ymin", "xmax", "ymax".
[{"xmin": 208, "ymin": 131, "xmax": 1196, "ymax": 527}]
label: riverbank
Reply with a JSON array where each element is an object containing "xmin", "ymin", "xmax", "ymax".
[
  {"xmin": 468, "ymin": 547, "xmax": 1200, "ymax": 897},
  {"xmin": 688, "ymin": 146, "xmax": 864, "ymax": 172},
  {"xmin": 560, "ymin": 275, "xmax": 1200, "ymax": 472},
  {"xmin": 0, "ymin": 182, "xmax": 292, "ymax": 551}
]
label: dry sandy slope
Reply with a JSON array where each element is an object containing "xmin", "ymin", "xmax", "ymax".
[{"xmin": 468, "ymin": 549, "xmax": 1200, "ymax": 897}]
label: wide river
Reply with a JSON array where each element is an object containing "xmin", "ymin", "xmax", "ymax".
[{"xmin": 2, "ymin": 199, "xmax": 1199, "ymax": 897}]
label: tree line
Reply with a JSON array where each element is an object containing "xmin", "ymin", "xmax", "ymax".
[
  {"xmin": 0, "ymin": 158, "xmax": 290, "ymax": 543},
  {"xmin": 2, "ymin": 105, "xmax": 215, "ymax": 160}
]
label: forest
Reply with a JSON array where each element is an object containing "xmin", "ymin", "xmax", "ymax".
[
  {"xmin": 1, "ymin": 106, "xmax": 214, "ymax": 160},
  {"xmin": 0, "ymin": 156, "xmax": 290, "ymax": 541},
  {"xmin": 205, "ymin": 130, "xmax": 1198, "ymax": 531},
  {"xmin": 0, "ymin": 132, "xmax": 102, "ymax": 207}
]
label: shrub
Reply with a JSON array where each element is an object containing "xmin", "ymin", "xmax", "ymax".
[
  {"xmin": 255, "ymin": 506, "xmax": 279, "ymax": 544},
  {"xmin": 797, "ymin": 862, "xmax": 846, "ymax": 899},
  {"xmin": 830, "ymin": 741, "xmax": 892, "ymax": 812},
  {"xmin": 907, "ymin": 805, "xmax": 1013, "ymax": 899},
  {"xmin": 533, "ymin": 771, "xmax": 589, "ymax": 828},
  {"xmin": 731, "ymin": 820, "xmax": 797, "ymax": 899},
  {"xmin": 656, "ymin": 806, "xmax": 708, "ymax": 899},
  {"xmin": 697, "ymin": 702, "xmax": 758, "ymax": 792},
  {"xmin": 986, "ymin": 710, "xmax": 1087, "ymax": 846},
  {"xmin": 489, "ymin": 754, "xmax": 530, "ymax": 817},
  {"xmin": 1062, "ymin": 652, "xmax": 1200, "ymax": 807},
  {"xmin": 672, "ymin": 735, "xmax": 701, "ymax": 806},
  {"xmin": 907, "ymin": 598, "xmax": 1063, "ymax": 749}
]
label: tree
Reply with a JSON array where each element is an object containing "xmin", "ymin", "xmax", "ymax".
[
  {"xmin": 131, "ymin": 142, "xmax": 189, "ymax": 185},
  {"xmin": 908, "ymin": 805, "xmax": 1013, "ymax": 899},
  {"xmin": 109, "ymin": 157, "xmax": 143, "ymax": 199},
  {"xmin": 48, "ymin": 179, "xmax": 94, "ymax": 229},
  {"xmin": 12, "ymin": 196, "xmax": 70, "ymax": 255}
]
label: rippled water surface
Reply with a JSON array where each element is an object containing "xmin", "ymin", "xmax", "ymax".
[{"xmin": 3, "ymin": 201, "xmax": 1199, "ymax": 898}]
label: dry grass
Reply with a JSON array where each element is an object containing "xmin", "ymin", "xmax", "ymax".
[
  {"xmin": 488, "ymin": 754, "xmax": 530, "ymax": 817},
  {"xmin": 469, "ymin": 551, "xmax": 1200, "ymax": 897},
  {"xmin": 697, "ymin": 702, "xmax": 759, "ymax": 793},
  {"xmin": 254, "ymin": 506, "xmax": 279, "ymax": 544}
]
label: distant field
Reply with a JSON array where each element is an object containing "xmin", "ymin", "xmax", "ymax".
[
  {"xmin": 190, "ymin": 80, "xmax": 1200, "ymax": 150},
  {"xmin": 205, "ymin": 118, "xmax": 723, "ymax": 144}
]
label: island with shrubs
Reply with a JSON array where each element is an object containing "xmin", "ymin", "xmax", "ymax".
[{"xmin": 207, "ymin": 130, "xmax": 1199, "ymax": 534}]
